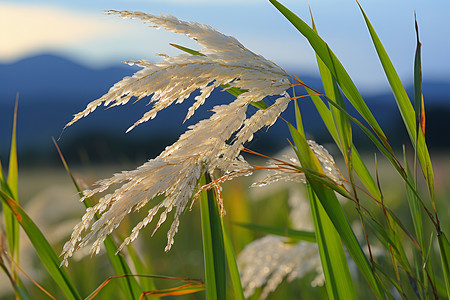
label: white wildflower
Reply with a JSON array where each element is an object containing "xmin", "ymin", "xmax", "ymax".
[
  {"xmin": 238, "ymin": 189, "xmax": 323, "ymax": 300},
  {"xmin": 61, "ymin": 11, "xmax": 291, "ymax": 266},
  {"xmin": 252, "ymin": 141, "xmax": 343, "ymax": 187},
  {"xmin": 65, "ymin": 10, "xmax": 290, "ymax": 132},
  {"xmin": 307, "ymin": 140, "xmax": 343, "ymax": 185},
  {"xmin": 288, "ymin": 187, "xmax": 314, "ymax": 231},
  {"xmin": 239, "ymin": 188, "xmax": 383, "ymax": 300},
  {"xmin": 238, "ymin": 235, "xmax": 323, "ymax": 299}
]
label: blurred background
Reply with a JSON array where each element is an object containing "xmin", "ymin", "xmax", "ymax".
[
  {"xmin": 1, "ymin": 1, "xmax": 449, "ymax": 298},
  {"xmin": 1, "ymin": 0, "xmax": 450, "ymax": 165}
]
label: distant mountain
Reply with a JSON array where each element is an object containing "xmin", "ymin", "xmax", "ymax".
[{"xmin": 1, "ymin": 54, "xmax": 449, "ymax": 165}]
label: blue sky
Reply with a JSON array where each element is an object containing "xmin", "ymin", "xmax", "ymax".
[{"xmin": 1, "ymin": 0, "xmax": 449, "ymax": 93}]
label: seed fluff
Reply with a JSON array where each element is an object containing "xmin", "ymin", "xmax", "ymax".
[{"xmin": 60, "ymin": 10, "xmax": 292, "ymax": 266}]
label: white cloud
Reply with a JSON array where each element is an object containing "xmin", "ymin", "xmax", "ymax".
[{"xmin": 0, "ymin": 3, "xmax": 118, "ymax": 62}]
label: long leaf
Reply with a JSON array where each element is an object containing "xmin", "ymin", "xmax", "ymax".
[
  {"xmin": 288, "ymin": 122, "xmax": 386, "ymax": 299},
  {"xmin": 438, "ymin": 233, "xmax": 450, "ymax": 298},
  {"xmin": 53, "ymin": 139, "xmax": 142, "ymax": 299},
  {"xmin": 126, "ymin": 245, "xmax": 159, "ymax": 297},
  {"xmin": 85, "ymin": 275, "xmax": 204, "ymax": 299},
  {"xmin": 0, "ymin": 261, "xmax": 30, "ymax": 300},
  {"xmin": 236, "ymin": 222, "xmax": 316, "ymax": 243},
  {"xmin": 0, "ymin": 190, "xmax": 81, "ymax": 300},
  {"xmin": 311, "ymin": 15, "xmax": 352, "ymax": 159},
  {"xmin": 305, "ymin": 88, "xmax": 381, "ymax": 200},
  {"xmin": 269, "ymin": 0, "xmax": 389, "ymax": 149},
  {"xmin": 4, "ymin": 96, "xmax": 20, "ymax": 264},
  {"xmin": 222, "ymin": 223, "xmax": 244, "ymax": 300},
  {"xmin": 357, "ymin": 2, "xmax": 434, "ymax": 203},
  {"xmin": 307, "ymin": 184, "xmax": 356, "ymax": 300},
  {"xmin": 288, "ymin": 111, "xmax": 356, "ymax": 299},
  {"xmin": 199, "ymin": 174, "xmax": 226, "ymax": 300}
]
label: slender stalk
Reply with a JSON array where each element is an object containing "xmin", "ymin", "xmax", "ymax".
[{"xmin": 199, "ymin": 174, "xmax": 226, "ymax": 300}]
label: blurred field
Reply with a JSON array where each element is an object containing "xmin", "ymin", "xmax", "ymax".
[{"xmin": 1, "ymin": 148, "xmax": 448, "ymax": 299}]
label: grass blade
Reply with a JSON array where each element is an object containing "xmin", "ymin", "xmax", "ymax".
[
  {"xmin": 4, "ymin": 96, "xmax": 20, "ymax": 264},
  {"xmin": 311, "ymin": 15, "xmax": 352, "ymax": 158},
  {"xmin": 270, "ymin": 0, "xmax": 388, "ymax": 146},
  {"xmin": 403, "ymin": 147, "xmax": 424, "ymax": 248},
  {"xmin": 357, "ymin": 2, "xmax": 434, "ymax": 203},
  {"xmin": 53, "ymin": 139, "xmax": 142, "ymax": 299},
  {"xmin": 199, "ymin": 174, "xmax": 226, "ymax": 300},
  {"xmin": 413, "ymin": 15, "xmax": 425, "ymax": 139},
  {"xmin": 307, "ymin": 184, "xmax": 356, "ymax": 300},
  {"xmin": 7, "ymin": 95, "xmax": 19, "ymax": 200},
  {"xmin": 85, "ymin": 275, "xmax": 203, "ymax": 299},
  {"xmin": 222, "ymin": 223, "xmax": 244, "ymax": 300},
  {"xmin": 0, "ymin": 190, "xmax": 81, "ymax": 300},
  {"xmin": 438, "ymin": 232, "xmax": 450, "ymax": 298},
  {"xmin": 304, "ymin": 88, "xmax": 381, "ymax": 200},
  {"xmin": 125, "ymin": 245, "xmax": 159, "ymax": 297},
  {"xmin": 235, "ymin": 222, "xmax": 316, "ymax": 243},
  {"xmin": 288, "ymin": 122, "xmax": 386, "ymax": 299},
  {"xmin": 0, "ymin": 260, "xmax": 30, "ymax": 300},
  {"xmin": 288, "ymin": 118, "xmax": 356, "ymax": 299}
]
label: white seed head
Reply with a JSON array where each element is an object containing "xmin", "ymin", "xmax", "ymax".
[
  {"xmin": 60, "ymin": 11, "xmax": 292, "ymax": 266},
  {"xmin": 238, "ymin": 235, "xmax": 323, "ymax": 300},
  {"xmin": 252, "ymin": 141, "xmax": 343, "ymax": 188}
]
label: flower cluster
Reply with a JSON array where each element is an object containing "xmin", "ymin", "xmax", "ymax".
[
  {"xmin": 61, "ymin": 11, "xmax": 292, "ymax": 266},
  {"xmin": 238, "ymin": 187, "xmax": 324, "ymax": 299},
  {"xmin": 252, "ymin": 140, "xmax": 344, "ymax": 187}
]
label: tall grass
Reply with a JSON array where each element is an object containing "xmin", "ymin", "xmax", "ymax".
[{"xmin": 1, "ymin": 1, "xmax": 449, "ymax": 299}]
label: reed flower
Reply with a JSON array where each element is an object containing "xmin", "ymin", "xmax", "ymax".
[
  {"xmin": 252, "ymin": 141, "xmax": 344, "ymax": 187},
  {"xmin": 61, "ymin": 10, "xmax": 291, "ymax": 266},
  {"xmin": 240, "ymin": 148, "xmax": 380, "ymax": 299},
  {"xmin": 238, "ymin": 188, "xmax": 324, "ymax": 300}
]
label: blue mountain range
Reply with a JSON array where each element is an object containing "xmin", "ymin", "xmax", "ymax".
[{"xmin": 1, "ymin": 54, "xmax": 449, "ymax": 164}]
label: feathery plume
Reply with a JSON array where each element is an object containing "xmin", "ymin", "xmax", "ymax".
[
  {"xmin": 252, "ymin": 141, "xmax": 343, "ymax": 188},
  {"xmin": 238, "ymin": 189, "xmax": 323, "ymax": 300},
  {"xmin": 239, "ymin": 235, "xmax": 323, "ymax": 299},
  {"xmin": 239, "ymin": 186, "xmax": 382, "ymax": 299},
  {"xmin": 61, "ymin": 11, "xmax": 291, "ymax": 266}
]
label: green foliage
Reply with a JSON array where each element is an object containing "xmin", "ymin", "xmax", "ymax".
[
  {"xmin": 1, "ymin": 1, "xmax": 448, "ymax": 300},
  {"xmin": 199, "ymin": 174, "xmax": 226, "ymax": 300}
]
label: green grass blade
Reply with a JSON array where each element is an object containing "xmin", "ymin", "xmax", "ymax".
[
  {"xmin": 438, "ymin": 232, "xmax": 450, "ymax": 298},
  {"xmin": 170, "ymin": 43, "xmax": 205, "ymax": 56},
  {"xmin": 351, "ymin": 146, "xmax": 381, "ymax": 200},
  {"xmin": 199, "ymin": 174, "xmax": 226, "ymax": 300},
  {"xmin": 103, "ymin": 240, "xmax": 142, "ymax": 300},
  {"xmin": 0, "ymin": 260, "xmax": 30, "ymax": 300},
  {"xmin": 7, "ymin": 95, "xmax": 19, "ymax": 199},
  {"xmin": 270, "ymin": 0, "xmax": 387, "ymax": 145},
  {"xmin": 288, "ymin": 123, "xmax": 386, "ymax": 299},
  {"xmin": 288, "ymin": 121, "xmax": 356, "ymax": 299},
  {"xmin": 53, "ymin": 139, "xmax": 142, "ymax": 299},
  {"xmin": 311, "ymin": 14, "xmax": 352, "ymax": 158},
  {"xmin": 403, "ymin": 147, "xmax": 424, "ymax": 248},
  {"xmin": 0, "ymin": 190, "xmax": 81, "ymax": 300},
  {"xmin": 305, "ymin": 90, "xmax": 381, "ymax": 200},
  {"xmin": 222, "ymin": 223, "xmax": 244, "ymax": 300},
  {"xmin": 4, "ymin": 97, "xmax": 20, "ymax": 264},
  {"xmin": 413, "ymin": 16, "xmax": 424, "ymax": 139},
  {"xmin": 357, "ymin": 3, "xmax": 434, "ymax": 201},
  {"xmin": 235, "ymin": 222, "xmax": 316, "ymax": 243},
  {"xmin": 307, "ymin": 185, "xmax": 356, "ymax": 300},
  {"xmin": 271, "ymin": 0, "xmax": 392, "ymax": 204},
  {"xmin": 125, "ymin": 245, "xmax": 159, "ymax": 298},
  {"xmin": 304, "ymin": 88, "xmax": 339, "ymax": 143}
]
